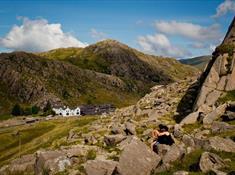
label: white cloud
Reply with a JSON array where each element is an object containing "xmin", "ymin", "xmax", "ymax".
[
  {"xmin": 154, "ymin": 21, "xmax": 221, "ymax": 41},
  {"xmin": 0, "ymin": 17, "xmax": 88, "ymax": 52},
  {"xmin": 90, "ymin": 28, "xmax": 107, "ymax": 41},
  {"xmin": 138, "ymin": 33, "xmax": 191, "ymax": 58},
  {"xmin": 189, "ymin": 42, "xmax": 207, "ymax": 49},
  {"xmin": 213, "ymin": 0, "xmax": 235, "ymax": 18}
]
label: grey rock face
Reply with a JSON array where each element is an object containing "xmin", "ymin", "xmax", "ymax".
[
  {"xmin": 193, "ymin": 17, "xmax": 235, "ymax": 110},
  {"xmin": 199, "ymin": 152, "xmax": 226, "ymax": 173},
  {"xmin": 116, "ymin": 137, "xmax": 161, "ymax": 175}
]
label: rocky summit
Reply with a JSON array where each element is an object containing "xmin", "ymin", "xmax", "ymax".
[{"xmin": 0, "ymin": 16, "xmax": 235, "ymax": 175}]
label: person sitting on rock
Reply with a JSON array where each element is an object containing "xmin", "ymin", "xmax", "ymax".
[{"xmin": 151, "ymin": 124, "xmax": 174, "ymax": 153}]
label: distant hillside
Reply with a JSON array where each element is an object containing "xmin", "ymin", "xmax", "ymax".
[
  {"xmin": 179, "ymin": 55, "xmax": 212, "ymax": 70},
  {"xmin": 0, "ymin": 40, "xmax": 199, "ymax": 114},
  {"xmin": 40, "ymin": 40, "xmax": 199, "ymax": 92}
]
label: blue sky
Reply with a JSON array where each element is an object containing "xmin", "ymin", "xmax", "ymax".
[{"xmin": 0, "ymin": 0, "xmax": 234, "ymax": 59}]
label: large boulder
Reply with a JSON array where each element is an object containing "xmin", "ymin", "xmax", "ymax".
[
  {"xmin": 116, "ymin": 137, "xmax": 161, "ymax": 175},
  {"xmin": 180, "ymin": 112, "xmax": 199, "ymax": 126},
  {"xmin": 84, "ymin": 159, "xmax": 118, "ymax": 175},
  {"xmin": 35, "ymin": 150, "xmax": 70, "ymax": 175},
  {"xmin": 203, "ymin": 104, "xmax": 227, "ymax": 125},
  {"xmin": 199, "ymin": 152, "xmax": 226, "ymax": 173},
  {"xmin": 208, "ymin": 136, "xmax": 235, "ymax": 152},
  {"xmin": 162, "ymin": 144, "xmax": 185, "ymax": 164}
]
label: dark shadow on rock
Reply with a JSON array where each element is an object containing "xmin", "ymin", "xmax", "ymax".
[
  {"xmin": 174, "ymin": 80, "xmax": 201, "ymax": 123},
  {"xmin": 175, "ymin": 52, "xmax": 219, "ymax": 123}
]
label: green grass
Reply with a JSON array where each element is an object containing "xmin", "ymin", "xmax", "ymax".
[
  {"xmin": 0, "ymin": 116, "xmax": 97, "ymax": 166},
  {"xmin": 218, "ymin": 91, "xmax": 235, "ymax": 104},
  {"xmin": 86, "ymin": 149, "xmax": 97, "ymax": 160},
  {"xmin": 0, "ymin": 114, "xmax": 13, "ymax": 121},
  {"xmin": 182, "ymin": 123, "xmax": 201, "ymax": 134}
]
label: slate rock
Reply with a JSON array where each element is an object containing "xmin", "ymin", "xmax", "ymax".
[{"xmin": 199, "ymin": 152, "xmax": 226, "ymax": 173}]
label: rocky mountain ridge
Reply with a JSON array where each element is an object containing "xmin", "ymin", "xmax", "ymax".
[{"xmin": 0, "ymin": 40, "xmax": 198, "ymax": 114}]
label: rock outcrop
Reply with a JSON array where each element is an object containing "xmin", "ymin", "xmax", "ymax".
[{"xmin": 193, "ymin": 17, "xmax": 235, "ymax": 110}]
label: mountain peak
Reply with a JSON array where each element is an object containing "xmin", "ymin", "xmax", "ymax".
[{"xmin": 91, "ymin": 39, "xmax": 130, "ymax": 49}]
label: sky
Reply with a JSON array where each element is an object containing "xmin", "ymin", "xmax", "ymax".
[{"xmin": 0, "ymin": 0, "xmax": 234, "ymax": 59}]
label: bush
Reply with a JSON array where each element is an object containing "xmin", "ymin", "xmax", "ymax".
[
  {"xmin": 32, "ymin": 105, "xmax": 40, "ymax": 114},
  {"xmin": 11, "ymin": 104, "xmax": 22, "ymax": 116}
]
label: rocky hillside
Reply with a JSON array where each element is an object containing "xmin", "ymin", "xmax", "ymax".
[
  {"xmin": 1, "ymin": 76, "xmax": 234, "ymax": 175},
  {"xmin": 180, "ymin": 55, "xmax": 212, "ymax": 71},
  {"xmin": 0, "ymin": 40, "xmax": 198, "ymax": 114},
  {"xmin": 0, "ymin": 52, "xmax": 139, "ymax": 114}
]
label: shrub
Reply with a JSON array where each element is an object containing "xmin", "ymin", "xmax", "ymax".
[
  {"xmin": 11, "ymin": 104, "xmax": 22, "ymax": 116},
  {"xmin": 31, "ymin": 105, "xmax": 40, "ymax": 114}
]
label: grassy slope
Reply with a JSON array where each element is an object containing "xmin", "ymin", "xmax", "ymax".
[
  {"xmin": 180, "ymin": 55, "xmax": 212, "ymax": 71},
  {"xmin": 0, "ymin": 116, "xmax": 97, "ymax": 167},
  {"xmin": 39, "ymin": 40, "xmax": 199, "ymax": 81}
]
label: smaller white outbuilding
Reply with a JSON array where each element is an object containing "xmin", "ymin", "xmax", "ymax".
[{"xmin": 52, "ymin": 106, "xmax": 81, "ymax": 117}]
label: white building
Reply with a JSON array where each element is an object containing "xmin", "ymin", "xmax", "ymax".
[{"xmin": 52, "ymin": 107, "xmax": 81, "ymax": 117}]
